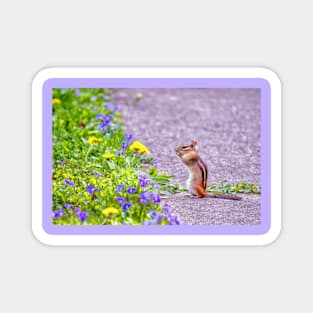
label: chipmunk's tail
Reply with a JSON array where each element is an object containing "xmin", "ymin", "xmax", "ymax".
[{"xmin": 210, "ymin": 194, "xmax": 242, "ymax": 200}]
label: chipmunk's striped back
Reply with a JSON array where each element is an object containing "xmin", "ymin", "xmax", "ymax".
[{"xmin": 198, "ymin": 157, "xmax": 208, "ymax": 190}]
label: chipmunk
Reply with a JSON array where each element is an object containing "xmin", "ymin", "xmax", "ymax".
[{"xmin": 175, "ymin": 140, "xmax": 241, "ymax": 200}]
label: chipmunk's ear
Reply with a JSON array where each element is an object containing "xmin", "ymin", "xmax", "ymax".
[{"xmin": 191, "ymin": 140, "xmax": 198, "ymax": 151}]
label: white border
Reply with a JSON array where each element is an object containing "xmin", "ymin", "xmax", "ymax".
[{"xmin": 32, "ymin": 67, "xmax": 282, "ymax": 246}]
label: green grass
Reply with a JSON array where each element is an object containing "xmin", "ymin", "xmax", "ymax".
[
  {"xmin": 52, "ymin": 88, "xmax": 180, "ymax": 226},
  {"xmin": 207, "ymin": 181, "xmax": 261, "ymax": 195}
]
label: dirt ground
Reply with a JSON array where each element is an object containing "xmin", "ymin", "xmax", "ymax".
[{"xmin": 112, "ymin": 88, "xmax": 261, "ymax": 225}]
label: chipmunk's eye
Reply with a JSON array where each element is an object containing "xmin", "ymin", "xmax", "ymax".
[{"xmin": 182, "ymin": 145, "xmax": 189, "ymax": 149}]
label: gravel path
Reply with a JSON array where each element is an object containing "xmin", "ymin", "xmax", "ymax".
[{"xmin": 112, "ymin": 88, "xmax": 261, "ymax": 225}]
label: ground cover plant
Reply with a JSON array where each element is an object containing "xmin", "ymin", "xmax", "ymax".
[{"xmin": 52, "ymin": 88, "xmax": 180, "ymax": 225}]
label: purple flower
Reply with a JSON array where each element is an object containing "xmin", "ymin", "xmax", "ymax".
[
  {"xmin": 147, "ymin": 210, "xmax": 164, "ymax": 224},
  {"xmin": 121, "ymin": 141, "xmax": 128, "ymax": 149},
  {"xmin": 93, "ymin": 170, "xmax": 102, "ymax": 178},
  {"xmin": 153, "ymin": 183, "xmax": 160, "ymax": 189},
  {"xmin": 139, "ymin": 177, "xmax": 148, "ymax": 188},
  {"xmin": 116, "ymin": 150, "xmax": 125, "ymax": 156},
  {"xmin": 151, "ymin": 192, "xmax": 161, "ymax": 203},
  {"xmin": 122, "ymin": 203, "xmax": 132, "ymax": 211},
  {"xmin": 53, "ymin": 209, "xmax": 65, "ymax": 219},
  {"xmin": 162, "ymin": 204, "xmax": 173, "ymax": 215},
  {"xmin": 116, "ymin": 184, "xmax": 125, "ymax": 192},
  {"xmin": 105, "ymin": 102, "xmax": 116, "ymax": 111},
  {"xmin": 153, "ymin": 161, "xmax": 159, "ymax": 168},
  {"xmin": 98, "ymin": 121, "xmax": 109, "ymax": 133},
  {"xmin": 127, "ymin": 187, "xmax": 137, "ymax": 194},
  {"xmin": 97, "ymin": 115, "xmax": 112, "ymax": 133},
  {"xmin": 86, "ymin": 184, "xmax": 99, "ymax": 195},
  {"xmin": 116, "ymin": 196, "xmax": 126, "ymax": 205},
  {"xmin": 96, "ymin": 114, "xmax": 104, "ymax": 121},
  {"xmin": 139, "ymin": 191, "xmax": 160, "ymax": 204},
  {"xmin": 64, "ymin": 179, "xmax": 74, "ymax": 186},
  {"xmin": 74, "ymin": 89, "xmax": 80, "ymax": 97},
  {"xmin": 103, "ymin": 95, "xmax": 110, "ymax": 101},
  {"xmin": 64, "ymin": 203, "xmax": 73, "ymax": 209},
  {"xmin": 139, "ymin": 191, "xmax": 151, "ymax": 204},
  {"xmin": 161, "ymin": 204, "xmax": 181, "ymax": 225},
  {"xmin": 168, "ymin": 215, "xmax": 181, "ymax": 225},
  {"xmin": 138, "ymin": 173, "xmax": 150, "ymax": 188},
  {"xmin": 124, "ymin": 133, "xmax": 133, "ymax": 141},
  {"xmin": 91, "ymin": 96, "xmax": 97, "ymax": 101},
  {"xmin": 75, "ymin": 208, "xmax": 89, "ymax": 223}
]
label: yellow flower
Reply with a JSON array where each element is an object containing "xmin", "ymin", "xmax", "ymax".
[
  {"xmin": 102, "ymin": 152, "xmax": 114, "ymax": 159},
  {"xmin": 88, "ymin": 137, "xmax": 102, "ymax": 145},
  {"xmin": 102, "ymin": 207, "xmax": 119, "ymax": 216},
  {"xmin": 129, "ymin": 141, "xmax": 150, "ymax": 155},
  {"xmin": 52, "ymin": 98, "xmax": 61, "ymax": 105}
]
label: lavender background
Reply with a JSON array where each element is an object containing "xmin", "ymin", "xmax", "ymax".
[{"xmin": 44, "ymin": 78, "xmax": 270, "ymax": 234}]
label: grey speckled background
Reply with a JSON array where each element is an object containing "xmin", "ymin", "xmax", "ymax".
[{"xmin": 113, "ymin": 88, "xmax": 261, "ymax": 225}]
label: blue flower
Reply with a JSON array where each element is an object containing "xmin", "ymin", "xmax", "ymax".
[
  {"xmin": 121, "ymin": 141, "xmax": 128, "ymax": 149},
  {"xmin": 53, "ymin": 209, "xmax": 65, "ymax": 219},
  {"xmin": 96, "ymin": 114, "xmax": 104, "ymax": 121},
  {"xmin": 116, "ymin": 150, "xmax": 125, "ymax": 156},
  {"xmin": 122, "ymin": 203, "xmax": 132, "ymax": 211},
  {"xmin": 138, "ymin": 191, "xmax": 160, "ymax": 204},
  {"xmin": 93, "ymin": 170, "xmax": 102, "ymax": 178},
  {"xmin": 98, "ymin": 121, "xmax": 109, "ymax": 133},
  {"xmin": 138, "ymin": 173, "xmax": 150, "ymax": 188},
  {"xmin": 168, "ymin": 215, "xmax": 181, "ymax": 225},
  {"xmin": 105, "ymin": 102, "xmax": 116, "ymax": 111},
  {"xmin": 75, "ymin": 208, "xmax": 89, "ymax": 223},
  {"xmin": 151, "ymin": 192, "xmax": 161, "ymax": 203},
  {"xmin": 124, "ymin": 133, "xmax": 133, "ymax": 141},
  {"xmin": 146, "ymin": 210, "xmax": 164, "ymax": 225},
  {"xmin": 127, "ymin": 187, "xmax": 137, "ymax": 194},
  {"xmin": 64, "ymin": 203, "xmax": 73, "ymax": 209},
  {"xmin": 153, "ymin": 161, "xmax": 159, "ymax": 169},
  {"xmin": 139, "ymin": 177, "xmax": 148, "ymax": 188},
  {"xmin": 74, "ymin": 89, "xmax": 80, "ymax": 97},
  {"xmin": 97, "ymin": 114, "xmax": 112, "ymax": 133},
  {"xmin": 139, "ymin": 191, "xmax": 150, "ymax": 204},
  {"xmin": 90, "ymin": 96, "xmax": 97, "ymax": 101},
  {"xmin": 116, "ymin": 184, "xmax": 125, "ymax": 192},
  {"xmin": 115, "ymin": 196, "xmax": 126, "ymax": 205},
  {"xmin": 161, "ymin": 204, "xmax": 181, "ymax": 225},
  {"xmin": 86, "ymin": 184, "xmax": 99, "ymax": 195},
  {"xmin": 64, "ymin": 179, "xmax": 74, "ymax": 186},
  {"xmin": 162, "ymin": 204, "xmax": 172, "ymax": 215}
]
